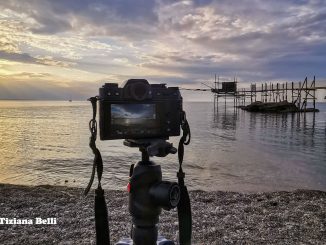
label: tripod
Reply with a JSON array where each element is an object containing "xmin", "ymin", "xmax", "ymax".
[
  {"xmin": 86, "ymin": 97, "xmax": 192, "ymax": 245},
  {"xmin": 116, "ymin": 139, "xmax": 180, "ymax": 245}
]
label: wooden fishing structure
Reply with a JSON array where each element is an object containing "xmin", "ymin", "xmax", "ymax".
[{"xmin": 182, "ymin": 76, "xmax": 326, "ymax": 112}]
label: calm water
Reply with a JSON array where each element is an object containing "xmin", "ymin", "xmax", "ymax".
[{"xmin": 0, "ymin": 100, "xmax": 325, "ymax": 192}]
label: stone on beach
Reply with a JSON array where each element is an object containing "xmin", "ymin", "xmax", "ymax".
[{"xmin": 0, "ymin": 184, "xmax": 325, "ymax": 244}]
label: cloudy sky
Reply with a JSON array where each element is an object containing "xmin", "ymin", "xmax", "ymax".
[{"xmin": 0, "ymin": 0, "xmax": 325, "ymax": 100}]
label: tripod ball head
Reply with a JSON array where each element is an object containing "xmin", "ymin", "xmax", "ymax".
[{"xmin": 150, "ymin": 181, "xmax": 180, "ymax": 210}]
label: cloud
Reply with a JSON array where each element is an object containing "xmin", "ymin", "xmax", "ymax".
[
  {"xmin": 0, "ymin": 0, "xmax": 158, "ymax": 39},
  {"xmin": 0, "ymin": 51, "xmax": 75, "ymax": 68},
  {"xmin": 34, "ymin": 56, "xmax": 75, "ymax": 67},
  {"xmin": 0, "ymin": 0, "xmax": 325, "ymax": 101},
  {"xmin": 0, "ymin": 37, "xmax": 20, "ymax": 53}
]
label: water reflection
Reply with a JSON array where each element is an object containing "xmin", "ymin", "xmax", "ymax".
[
  {"xmin": 256, "ymin": 111, "xmax": 319, "ymax": 150},
  {"xmin": 0, "ymin": 101, "xmax": 325, "ymax": 192},
  {"xmin": 211, "ymin": 103, "xmax": 322, "ymax": 153},
  {"xmin": 206, "ymin": 102, "xmax": 325, "ymax": 191},
  {"xmin": 212, "ymin": 103, "xmax": 238, "ymax": 131}
]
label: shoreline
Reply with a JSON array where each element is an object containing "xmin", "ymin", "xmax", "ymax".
[{"xmin": 0, "ymin": 184, "xmax": 325, "ymax": 244}]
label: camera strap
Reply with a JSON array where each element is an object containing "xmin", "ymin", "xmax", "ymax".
[
  {"xmin": 177, "ymin": 111, "xmax": 192, "ymax": 245},
  {"xmin": 85, "ymin": 96, "xmax": 110, "ymax": 245}
]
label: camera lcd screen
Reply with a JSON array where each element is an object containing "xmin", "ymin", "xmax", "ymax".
[
  {"xmin": 111, "ymin": 104, "xmax": 156, "ymax": 120},
  {"xmin": 110, "ymin": 104, "xmax": 159, "ymax": 136}
]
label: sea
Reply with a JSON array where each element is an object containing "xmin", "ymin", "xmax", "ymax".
[{"xmin": 0, "ymin": 100, "xmax": 325, "ymax": 192}]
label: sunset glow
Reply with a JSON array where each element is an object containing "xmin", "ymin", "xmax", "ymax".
[{"xmin": 1, "ymin": 0, "xmax": 326, "ymax": 100}]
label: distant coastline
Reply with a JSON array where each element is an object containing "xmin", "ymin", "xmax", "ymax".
[
  {"xmin": 0, "ymin": 99, "xmax": 87, "ymax": 101},
  {"xmin": 0, "ymin": 99, "xmax": 326, "ymax": 103}
]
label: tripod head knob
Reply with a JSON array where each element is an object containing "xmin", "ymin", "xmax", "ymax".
[
  {"xmin": 149, "ymin": 181, "xmax": 180, "ymax": 210},
  {"xmin": 124, "ymin": 138, "xmax": 177, "ymax": 158},
  {"xmin": 146, "ymin": 139, "xmax": 177, "ymax": 157}
]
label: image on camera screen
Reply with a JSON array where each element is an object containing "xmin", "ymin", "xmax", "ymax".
[
  {"xmin": 111, "ymin": 104, "xmax": 156, "ymax": 119},
  {"xmin": 111, "ymin": 104, "xmax": 159, "ymax": 136}
]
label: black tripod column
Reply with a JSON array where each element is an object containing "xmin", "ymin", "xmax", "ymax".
[{"xmin": 129, "ymin": 157, "xmax": 162, "ymax": 245}]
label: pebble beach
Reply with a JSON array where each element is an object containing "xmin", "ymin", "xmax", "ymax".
[{"xmin": 0, "ymin": 184, "xmax": 325, "ymax": 244}]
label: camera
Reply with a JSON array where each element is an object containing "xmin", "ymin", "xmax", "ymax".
[{"xmin": 99, "ymin": 79, "xmax": 182, "ymax": 140}]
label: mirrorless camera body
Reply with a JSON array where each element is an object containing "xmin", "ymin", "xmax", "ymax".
[{"xmin": 99, "ymin": 79, "xmax": 182, "ymax": 140}]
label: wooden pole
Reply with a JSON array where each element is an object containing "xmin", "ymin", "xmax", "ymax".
[
  {"xmin": 215, "ymin": 75, "xmax": 218, "ymax": 105},
  {"xmin": 313, "ymin": 76, "xmax": 316, "ymax": 110},
  {"xmin": 225, "ymin": 92, "xmax": 227, "ymax": 107},
  {"xmin": 269, "ymin": 82, "xmax": 271, "ymax": 102},
  {"xmin": 255, "ymin": 83, "xmax": 257, "ymax": 102},
  {"xmin": 305, "ymin": 77, "xmax": 308, "ymax": 111},
  {"xmin": 244, "ymin": 88, "xmax": 246, "ymax": 105},
  {"xmin": 291, "ymin": 82, "xmax": 294, "ymax": 103},
  {"xmin": 233, "ymin": 90, "xmax": 236, "ymax": 108},
  {"xmin": 265, "ymin": 83, "xmax": 267, "ymax": 102},
  {"xmin": 298, "ymin": 81, "xmax": 301, "ymax": 110}
]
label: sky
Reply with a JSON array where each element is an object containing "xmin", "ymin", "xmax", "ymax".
[{"xmin": 0, "ymin": 0, "xmax": 326, "ymax": 101}]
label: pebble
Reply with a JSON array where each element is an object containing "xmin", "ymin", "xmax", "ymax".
[{"xmin": 0, "ymin": 184, "xmax": 325, "ymax": 244}]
